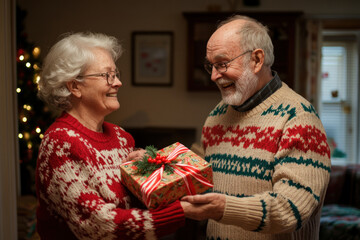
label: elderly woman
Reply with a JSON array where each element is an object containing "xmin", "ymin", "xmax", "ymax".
[{"xmin": 36, "ymin": 32, "xmax": 185, "ymax": 240}]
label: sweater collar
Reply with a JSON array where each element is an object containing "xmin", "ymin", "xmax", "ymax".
[
  {"xmin": 57, "ymin": 112, "xmax": 112, "ymax": 142},
  {"xmin": 232, "ymin": 71, "xmax": 282, "ymax": 112}
]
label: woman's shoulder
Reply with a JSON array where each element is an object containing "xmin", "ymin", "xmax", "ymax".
[
  {"xmin": 42, "ymin": 123, "xmax": 82, "ymax": 148},
  {"xmin": 103, "ymin": 122, "xmax": 135, "ymax": 146},
  {"xmin": 103, "ymin": 121, "xmax": 128, "ymax": 135}
]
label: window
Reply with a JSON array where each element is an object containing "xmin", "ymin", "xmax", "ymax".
[{"xmin": 320, "ymin": 31, "xmax": 359, "ymax": 165}]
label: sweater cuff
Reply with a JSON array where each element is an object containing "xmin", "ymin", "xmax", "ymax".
[
  {"xmin": 219, "ymin": 195, "xmax": 263, "ymax": 230},
  {"xmin": 150, "ymin": 200, "xmax": 185, "ymax": 237}
]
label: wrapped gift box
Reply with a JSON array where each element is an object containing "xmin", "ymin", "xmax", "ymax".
[{"xmin": 120, "ymin": 142, "xmax": 213, "ymax": 209}]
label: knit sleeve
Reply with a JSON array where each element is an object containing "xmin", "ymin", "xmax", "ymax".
[
  {"xmin": 36, "ymin": 129, "xmax": 185, "ymax": 239},
  {"xmin": 219, "ymin": 110, "xmax": 331, "ymax": 233}
]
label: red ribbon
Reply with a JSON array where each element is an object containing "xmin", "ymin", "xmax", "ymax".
[{"xmin": 140, "ymin": 143, "xmax": 213, "ymax": 208}]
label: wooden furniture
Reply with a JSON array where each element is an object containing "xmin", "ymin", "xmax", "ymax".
[
  {"xmin": 125, "ymin": 127, "xmax": 196, "ymax": 149},
  {"xmin": 183, "ymin": 12, "xmax": 303, "ymax": 91},
  {"xmin": 320, "ymin": 164, "xmax": 360, "ymax": 240}
]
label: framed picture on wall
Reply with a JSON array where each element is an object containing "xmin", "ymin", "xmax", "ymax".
[{"xmin": 131, "ymin": 31, "xmax": 173, "ymax": 86}]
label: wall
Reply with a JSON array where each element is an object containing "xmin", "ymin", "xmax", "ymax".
[
  {"xmin": 16, "ymin": 0, "xmax": 360, "ymax": 143},
  {"xmin": 1, "ymin": 0, "xmax": 18, "ymax": 239}
]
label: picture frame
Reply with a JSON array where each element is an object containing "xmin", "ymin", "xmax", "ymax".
[{"xmin": 131, "ymin": 31, "xmax": 173, "ymax": 86}]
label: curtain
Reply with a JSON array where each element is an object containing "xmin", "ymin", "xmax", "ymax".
[{"xmin": 305, "ymin": 19, "xmax": 323, "ymax": 110}]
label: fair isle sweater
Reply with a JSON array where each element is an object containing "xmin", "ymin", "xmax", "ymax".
[
  {"xmin": 35, "ymin": 112, "xmax": 185, "ymax": 240},
  {"xmin": 202, "ymin": 83, "xmax": 331, "ymax": 240}
]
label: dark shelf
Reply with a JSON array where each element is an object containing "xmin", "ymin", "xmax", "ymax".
[{"xmin": 183, "ymin": 11, "xmax": 304, "ymax": 91}]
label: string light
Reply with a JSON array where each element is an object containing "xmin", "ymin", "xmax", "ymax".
[
  {"xmin": 17, "ymin": 10, "xmax": 54, "ymax": 194},
  {"xmin": 23, "ymin": 104, "xmax": 32, "ymax": 111},
  {"xmin": 32, "ymin": 47, "xmax": 40, "ymax": 58},
  {"xmin": 33, "ymin": 63, "xmax": 40, "ymax": 70},
  {"xmin": 24, "ymin": 132, "xmax": 30, "ymax": 140},
  {"xmin": 34, "ymin": 74, "xmax": 41, "ymax": 84}
]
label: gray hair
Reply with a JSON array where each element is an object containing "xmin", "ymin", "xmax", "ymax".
[
  {"xmin": 218, "ymin": 15, "xmax": 274, "ymax": 67},
  {"xmin": 38, "ymin": 32, "xmax": 123, "ymax": 111}
]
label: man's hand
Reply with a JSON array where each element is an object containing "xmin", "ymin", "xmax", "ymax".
[
  {"xmin": 122, "ymin": 148, "xmax": 146, "ymax": 163},
  {"xmin": 180, "ymin": 193, "xmax": 226, "ymax": 221}
]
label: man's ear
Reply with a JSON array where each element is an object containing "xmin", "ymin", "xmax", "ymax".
[
  {"xmin": 66, "ymin": 80, "xmax": 82, "ymax": 98},
  {"xmin": 251, "ymin": 49, "xmax": 265, "ymax": 73}
]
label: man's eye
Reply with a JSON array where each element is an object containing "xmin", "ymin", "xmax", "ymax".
[{"xmin": 216, "ymin": 63, "xmax": 226, "ymax": 68}]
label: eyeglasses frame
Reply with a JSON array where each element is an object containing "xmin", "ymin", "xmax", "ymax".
[
  {"xmin": 76, "ymin": 69, "xmax": 121, "ymax": 85},
  {"xmin": 204, "ymin": 50, "xmax": 253, "ymax": 74}
]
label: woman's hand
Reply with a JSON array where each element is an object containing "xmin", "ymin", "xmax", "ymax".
[{"xmin": 122, "ymin": 148, "xmax": 146, "ymax": 163}]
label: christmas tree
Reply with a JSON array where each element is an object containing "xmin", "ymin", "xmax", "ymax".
[{"xmin": 16, "ymin": 6, "xmax": 54, "ymax": 196}]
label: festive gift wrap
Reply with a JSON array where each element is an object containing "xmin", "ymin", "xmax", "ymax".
[{"xmin": 120, "ymin": 142, "xmax": 213, "ymax": 209}]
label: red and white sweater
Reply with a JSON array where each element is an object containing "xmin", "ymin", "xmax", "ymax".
[{"xmin": 35, "ymin": 112, "xmax": 185, "ymax": 240}]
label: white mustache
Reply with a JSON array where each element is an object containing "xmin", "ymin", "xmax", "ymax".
[{"xmin": 217, "ymin": 79, "xmax": 233, "ymax": 85}]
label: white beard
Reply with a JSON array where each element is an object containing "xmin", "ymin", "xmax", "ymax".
[{"xmin": 219, "ymin": 66, "xmax": 259, "ymax": 106}]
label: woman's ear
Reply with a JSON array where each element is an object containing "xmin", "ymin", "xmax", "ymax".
[
  {"xmin": 66, "ymin": 80, "xmax": 82, "ymax": 98},
  {"xmin": 251, "ymin": 49, "xmax": 265, "ymax": 73}
]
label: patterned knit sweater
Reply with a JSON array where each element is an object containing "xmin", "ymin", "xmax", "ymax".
[
  {"xmin": 35, "ymin": 112, "xmax": 185, "ymax": 240},
  {"xmin": 202, "ymin": 83, "xmax": 331, "ymax": 240}
]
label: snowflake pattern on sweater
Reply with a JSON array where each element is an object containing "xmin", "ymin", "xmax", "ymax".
[
  {"xmin": 202, "ymin": 83, "xmax": 331, "ymax": 240},
  {"xmin": 36, "ymin": 112, "xmax": 184, "ymax": 240}
]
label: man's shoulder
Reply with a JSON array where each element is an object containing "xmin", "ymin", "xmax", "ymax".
[
  {"xmin": 208, "ymin": 101, "xmax": 229, "ymax": 117},
  {"xmin": 263, "ymin": 84, "xmax": 320, "ymax": 122},
  {"xmin": 276, "ymin": 84, "xmax": 316, "ymax": 109}
]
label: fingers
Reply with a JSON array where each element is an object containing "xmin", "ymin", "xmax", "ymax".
[
  {"xmin": 134, "ymin": 149, "xmax": 146, "ymax": 159},
  {"xmin": 181, "ymin": 193, "xmax": 226, "ymax": 221},
  {"xmin": 124, "ymin": 149, "xmax": 146, "ymax": 162},
  {"xmin": 180, "ymin": 200, "xmax": 192, "ymax": 210},
  {"xmin": 180, "ymin": 201, "xmax": 205, "ymax": 220},
  {"xmin": 181, "ymin": 194, "xmax": 211, "ymax": 204}
]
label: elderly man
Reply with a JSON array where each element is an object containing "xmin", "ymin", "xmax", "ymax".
[{"xmin": 181, "ymin": 15, "xmax": 331, "ymax": 240}]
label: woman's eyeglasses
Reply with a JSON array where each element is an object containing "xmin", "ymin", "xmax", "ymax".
[{"xmin": 76, "ymin": 69, "xmax": 120, "ymax": 85}]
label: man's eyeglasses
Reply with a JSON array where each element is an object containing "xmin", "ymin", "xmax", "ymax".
[
  {"xmin": 76, "ymin": 69, "xmax": 120, "ymax": 85},
  {"xmin": 204, "ymin": 50, "xmax": 253, "ymax": 74}
]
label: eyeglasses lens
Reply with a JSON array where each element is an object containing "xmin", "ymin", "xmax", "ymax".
[
  {"xmin": 204, "ymin": 63, "xmax": 226, "ymax": 74},
  {"xmin": 204, "ymin": 63, "xmax": 213, "ymax": 74},
  {"xmin": 107, "ymin": 71, "xmax": 120, "ymax": 84}
]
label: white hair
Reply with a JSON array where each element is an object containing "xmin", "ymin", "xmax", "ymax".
[{"xmin": 218, "ymin": 15, "xmax": 275, "ymax": 67}]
